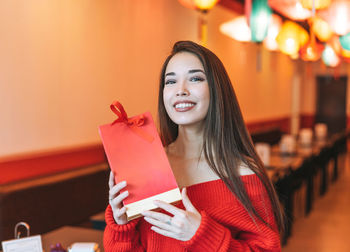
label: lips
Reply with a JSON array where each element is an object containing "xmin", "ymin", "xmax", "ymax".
[{"xmin": 173, "ymin": 101, "xmax": 196, "ymax": 112}]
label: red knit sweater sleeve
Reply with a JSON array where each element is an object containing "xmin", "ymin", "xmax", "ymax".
[
  {"xmin": 180, "ymin": 211, "xmax": 280, "ymax": 251},
  {"xmin": 180, "ymin": 178, "xmax": 281, "ymax": 251},
  {"xmin": 103, "ymin": 205, "xmax": 144, "ymax": 252}
]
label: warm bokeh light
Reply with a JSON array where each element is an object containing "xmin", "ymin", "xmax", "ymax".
[
  {"xmin": 341, "ymin": 48, "xmax": 350, "ymax": 58},
  {"xmin": 342, "ymin": 48, "xmax": 350, "ymax": 62},
  {"xmin": 194, "ymin": 0, "xmax": 219, "ymax": 10},
  {"xmin": 178, "ymin": 0, "xmax": 197, "ymax": 9},
  {"xmin": 300, "ymin": 0, "xmax": 331, "ymax": 10},
  {"xmin": 269, "ymin": 0, "xmax": 312, "ymax": 21},
  {"xmin": 322, "ymin": 44, "xmax": 341, "ymax": 67},
  {"xmin": 290, "ymin": 52, "xmax": 299, "ymax": 60},
  {"xmin": 339, "ymin": 32, "xmax": 350, "ymax": 51},
  {"xmin": 178, "ymin": 0, "xmax": 218, "ymax": 10},
  {"xmin": 300, "ymin": 40, "xmax": 324, "ymax": 61},
  {"xmin": 263, "ymin": 14, "xmax": 282, "ymax": 51},
  {"xmin": 318, "ymin": 0, "xmax": 350, "ymax": 36},
  {"xmin": 276, "ymin": 21, "xmax": 309, "ymax": 55},
  {"xmin": 329, "ymin": 35, "xmax": 342, "ymax": 54},
  {"xmin": 220, "ymin": 16, "xmax": 251, "ymax": 42},
  {"xmin": 299, "ymin": 29, "xmax": 309, "ymax": 47},
  {"xmin": 312, "ymin": 17, "xmax": 333, "ymax": 42},
  {"xmin": 250, "ymin": 0, "xmax": 272, "ymax": 42}
]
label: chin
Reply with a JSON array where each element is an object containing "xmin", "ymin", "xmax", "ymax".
[{"xmin": 170, "ymin": 118, "xmax": 205, "ymax": 128}]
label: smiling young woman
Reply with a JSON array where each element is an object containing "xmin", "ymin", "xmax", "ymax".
[{"xmin": 104, "ymin": 41, "xmax": 284, "ymax": 251}]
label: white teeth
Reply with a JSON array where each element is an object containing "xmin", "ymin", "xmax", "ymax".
[{"xmin": 175, "ymin": 103, "xmax": 195, "ymax": 109}]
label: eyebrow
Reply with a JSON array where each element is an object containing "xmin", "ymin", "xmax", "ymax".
[{"xmin": 165, "ymin": 69, "xmax": 205, "ymax": 77}]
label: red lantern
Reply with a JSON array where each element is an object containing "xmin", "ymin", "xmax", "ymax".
[{"xmin": 300, "ymin": 40, "xmax": 324, "ymax": 61}]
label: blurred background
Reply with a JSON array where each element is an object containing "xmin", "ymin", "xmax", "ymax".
[{"xmin": 0, "ymin": 1, "xmax": 349, "ymax": 251}]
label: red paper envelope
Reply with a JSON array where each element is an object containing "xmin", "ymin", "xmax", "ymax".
[{"xmin": 98, "ymin": 101, "xmax": 181, "ymax": 220}]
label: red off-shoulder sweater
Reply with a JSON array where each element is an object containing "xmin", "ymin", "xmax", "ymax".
[{"xmin": 103, "ymin": 174, "xmax": 281, "ymax": 251}]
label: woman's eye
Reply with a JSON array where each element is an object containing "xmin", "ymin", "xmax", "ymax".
[
  {"xmin": 165, "ymin": 79, "xmax": 176, "ymax": 85},
  {"xmin": 190, "ymin": 76, "xmax": 205, "ymax": 82}
]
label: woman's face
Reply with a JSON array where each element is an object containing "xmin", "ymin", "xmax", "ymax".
[{"xmin": 163, "ymin": 52, "xmax": 210, "ymax": 128}]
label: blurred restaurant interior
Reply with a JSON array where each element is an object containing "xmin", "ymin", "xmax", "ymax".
[{"xmin": 1, "ymin": 0, "xmax": 350, "ymax": 251}]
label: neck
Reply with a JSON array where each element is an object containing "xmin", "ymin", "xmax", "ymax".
[{"xmin": 170, "ymin": 124, "xmax": 204, "ymax": 159}]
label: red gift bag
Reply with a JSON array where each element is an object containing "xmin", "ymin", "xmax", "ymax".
[{"xmin": 99, "ymin": 101, "xmax": 181, "ymax": 220}]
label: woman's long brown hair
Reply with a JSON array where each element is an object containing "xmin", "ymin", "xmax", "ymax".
[{"xmin": 158, "ymin": 41, "xmax": 284, "ymax": 233}]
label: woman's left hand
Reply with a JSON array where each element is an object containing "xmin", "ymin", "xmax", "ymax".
[{"xmin": 141, "ymin": 187, "xmax": 201, "ymax": 241}]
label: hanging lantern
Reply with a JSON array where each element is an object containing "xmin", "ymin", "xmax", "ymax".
[
  {"xmin": 178, "ymin": 0, "xmax": 219, "ymax": 46},
  {"xmin": 318, "ymin": 0, "xmax": 350, "ymax": 36},
  {"xmin": 194, "ymin": 0, "xmax": 219, "ymax": 10},
  {"xmin": 341, "ymin": 48, "xmax": 350, "ymax": 58},
  {"xmin": 300, "ymin": 17, "xmax": 324, "ymax": 62},
  {"xmin": 300, "ymin": 41, "xmax": 324, "ymax": 61},
  {"xmin": 178, "ymin": 0, "xmax": 218, "ymax": 11},
  {"xmin": 250, "ymin": 0, "xmax": 272, "ymax": 42},
  {"xmin": 276, "ymin": 21, "xmax": 309, "ymax": 55},
  {"xmin": 299, "ymin": 28, "xmax": 309, "ymax": 47},
  {"xmin": 220, "ymin": 16, "xmax": 251, "ymax": 42},
  {"xmin": 339, "ymin": 32, "xmax": 350, "ymax": 51},
  {"xmin": 178, "ymin": 0, "xmax": 197, "ymax": 9},
  {"xmin": 300, "ymin": 0, "xmax": 331, "ymax": 10},
  {"xmin": 312, "ymin": 17, "xmax": 333, "ymax": 42},
  {"xmin": 329, "ymin": 35, "xmax": 342, "ymax": 54},
  {"xmin": 245, "ymin": 0, "xmax": 252, "ymax": 25},
  {"xmin": 342, "ymin": 48, "xmax": 350, "ymax": 63},
  {"xmin": 322, "ymin": 44, "xmax": 341, "ymax": 67},
  {"xmin": 263, "ymin": 14, "xmax": 282, "ymax": 51},
  {"xmin": 269, "ymin": 0, "xmax": 312, "ymax": 21}
]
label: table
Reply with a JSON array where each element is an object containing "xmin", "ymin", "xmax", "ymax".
[
  {"xmin": 41, "ymin": 226, "xmax": 104, "ymax": 252},
  {"xmin": 266, "ymin": 136, "xmax": 341, "ymax": 245}
]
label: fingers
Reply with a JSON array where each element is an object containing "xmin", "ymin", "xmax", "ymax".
[
  {"xmin": 142, "ymin": 210, "xmax": 182, "ymax": 234},
  {"xmin": 153, "ymin": 200, "xmax": 184, "ymax": 216},
  {"xmin": 110, "ymin": 190, "xmax": 129, "ymax": 207},
  {"xmin": 109, "ymin": 180, "xmax": 127, "ymax": 199},
  {"xmin": 108, "ymin": 171, "xmax": 115, "ymax": 189},
  {"xmin": 181, "ymin": 188, "xmax": 196, "ymax": 212},
  {"xmin": 142, "ymin": 210, "xmax": 173, "ymax": 223},
  {"xmin": 144, "ymin": 216, "xmax": 181, "ymax": 233},
  {"xmin": 114, "ymin": 206, "xmax": 127, "ymax": 218}
]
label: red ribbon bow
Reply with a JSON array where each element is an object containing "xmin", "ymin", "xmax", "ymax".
[{"xmin": 110, "ymin": 101, "xmax": 154, "ymax": 143}]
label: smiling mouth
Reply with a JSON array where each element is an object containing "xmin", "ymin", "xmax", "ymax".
[
  {"xmin": 174, "ymin": 102, "xmax": 196, "ymax": 112},
  {"xmin": 175, "ymin": 103, "xmax": 195, "ymax": 108}
]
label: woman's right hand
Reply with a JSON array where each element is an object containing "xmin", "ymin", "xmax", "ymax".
[{"xmin": 108, "ymin": 171, "xmax": 129, "ymax": 225}]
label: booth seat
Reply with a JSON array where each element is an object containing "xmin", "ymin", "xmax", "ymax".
[
  {"xmin": 0, "ymin": 163, "xmax": 109, "ymax": 243},
  {"xmin": 250, "ymin": 127, "xmax": 284, "ymax": 146}
]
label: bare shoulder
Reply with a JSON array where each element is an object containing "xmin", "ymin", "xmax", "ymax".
[{"xmin": 239, "ymin": 163, "xmax": 255, "ymax": 176}]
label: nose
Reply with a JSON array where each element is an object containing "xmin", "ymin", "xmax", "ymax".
[
  {"xmin": 176, "ymin": 90, "xmax": 189, "ymax": 96},
  {"xmin": 176, "ymin": 80, "xmax": 189, "ymax": 97}
]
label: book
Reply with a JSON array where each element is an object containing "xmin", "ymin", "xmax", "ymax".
[{"xmin": 98, "ymin": 101, "xmax": 181, "ymax": 220}]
